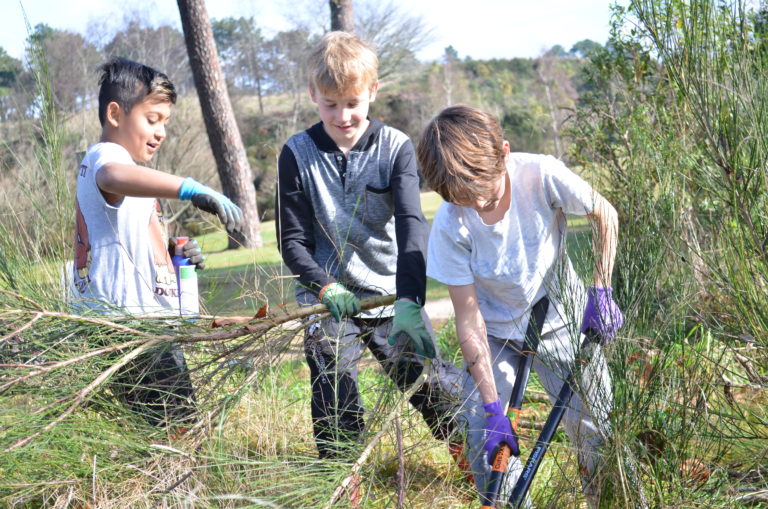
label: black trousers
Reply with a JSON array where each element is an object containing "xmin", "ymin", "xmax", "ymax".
[
  {"xmin": 304, "ymin": 313, "xmax": 465, "ymax": 459},
  {"xmin": 111, "ymin": 343, "xmax": 196, "ymax": 428}
]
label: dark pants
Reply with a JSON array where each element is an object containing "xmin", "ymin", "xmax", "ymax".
[
  {"xmin": 111, "ymin": 343, "xmax": 196, "ymax": 428},
  {"xmin": 304, "ymin": 312, "xmax": 464, "ymax": 459}
]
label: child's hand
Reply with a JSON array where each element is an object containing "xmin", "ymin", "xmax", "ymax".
[
  {"xmin": 178, "ymin": 177, "xmax": 244, "ymax": 233},
  {"xmin": 581, "ymin": 286, "xmax": 623, "ymax": 343},
  {"xmin": 387, "ymin": 299, "xmax": 435, "ymax": 358},
  {"xmin": 483, "ymin": 399, "xmax": 519, "ymax": 463},
  {"xmin": 319, "ymin": 282, "xmax": 360, "ymax": 322},
  {"xmin": 169, "ymin": 237, "xmax": 205, "ymax": 270}
]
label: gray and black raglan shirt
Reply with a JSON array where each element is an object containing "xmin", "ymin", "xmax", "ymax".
[{"xmin": 276, "ymin": 119, "xmax": 427, "ymax": 318}]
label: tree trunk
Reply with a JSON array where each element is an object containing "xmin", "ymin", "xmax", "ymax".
[
  {"xmin": 330, "ymin": 0, "xmax": 354, "ymax": 32},
  {"xmin": 177, "ymin": 0, "xmax": 262, "ymax": 248}
]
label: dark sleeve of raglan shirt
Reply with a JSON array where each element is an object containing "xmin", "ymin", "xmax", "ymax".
[
  {"xmin": 275, "ymin": 144, "xmax": 333, "ymax": 296},
  {"xmin": 391, "ymin": 139, "xmax": 428, "ymax": 305}
]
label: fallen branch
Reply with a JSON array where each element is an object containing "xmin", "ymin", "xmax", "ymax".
[
  {"xmin": 4, "ymin": 337, "xmax": 163, "ymax": 452},
  {"xmin": 0, "ymin": 311, "xmax": 42, "ymax": 344},
  {"xmin": 3, "ymin": 295, "xmax": 397, "ymax": 451}
]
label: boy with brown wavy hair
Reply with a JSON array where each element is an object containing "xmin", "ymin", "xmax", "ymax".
[{"xmin": 419, "ymin": 105, "xmax": 622, "ymax": 507}]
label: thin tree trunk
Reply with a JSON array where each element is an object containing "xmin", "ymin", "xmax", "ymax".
[
  {"xmin": 177, "ymin": 0, "xmax": 262, "ymax": 248},
  {"xmin": 537, "ymin": 62, "xmax": 563, "ymax": 158},
  {"xmin": 330, "ymin": 0, "xmax": 354, "ymax": 32}
]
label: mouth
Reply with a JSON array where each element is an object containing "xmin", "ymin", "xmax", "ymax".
[{"xmin": 146, "ymin": 142, "xmax": 160, "ymax": 152}]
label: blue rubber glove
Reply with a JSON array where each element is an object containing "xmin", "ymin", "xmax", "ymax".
[
  {"xmin": 319, "ymin": 282, "xmax": 361, "ymax": 322},
  {"xmin": 387, "ymin": 299, "xmax": 435, "ymax": 358},
  {"xmin": 483, "ymin": 399, "xmax": 519, "ymax": 463},
  {"xmin": 581, "ymin": 286, "xmax": 624, "ymax": 343},
  {"xmin": 169, "ymin": 237, "xmax": 205, "ymax": 270},
  {"xmin": 178, "ymin": 177, "xmax": 244, "ymax": 233}
]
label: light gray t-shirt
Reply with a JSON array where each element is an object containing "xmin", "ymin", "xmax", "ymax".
[
  {"xmin": 427, "ymin": 153, "xmax": 595, "ymax": 339},
  {"xmin": 72, "ymin": 142, "xmax": 177, "ymax": 316}
]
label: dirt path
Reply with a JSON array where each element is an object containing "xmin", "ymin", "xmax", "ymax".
[{"xmin": 425, "ymin": 297, "xmax": 454, "ymax": 326}]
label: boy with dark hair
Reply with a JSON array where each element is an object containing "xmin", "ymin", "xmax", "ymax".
[
  {"xmin": 72, "ymin": 57, "xmax": 243, "ymax": 426},
  {"xmin": 275, "ymin": 32, "xmax": 467, "ymax": 467},
  {"xmin": 419, "ymin": 105, "xmax": 622, "ymax": 507}
]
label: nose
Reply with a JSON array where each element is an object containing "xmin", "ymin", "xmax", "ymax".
[
  {"xmin": 338, "ymin": 107, "xmax": 352, "ymax": 124},
  {"xmin": 156, "ymin": 123, "xmax": 166, "ymax": 141}
]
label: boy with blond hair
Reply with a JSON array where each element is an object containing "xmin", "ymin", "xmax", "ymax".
[
  {"xmin": 73, "ymin": 57, "xmax": 243, "ymax": 426},
  {"xmin": 276, "ymin": 32, "xmax": 466, "ymax": 466},
  {"xmin": 419, "ymin": 105, "xmax": 622, "ymax": 507}
]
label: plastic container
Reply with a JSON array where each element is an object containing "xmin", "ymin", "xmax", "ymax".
[{"xmin": 171, "ymin": 236, "xmax": 199, "ymax": 317}]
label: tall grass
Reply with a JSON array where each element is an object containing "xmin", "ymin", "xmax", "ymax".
[{"xmin": 567, "ymin": 1, "xmax": 768, "ymax": 507}]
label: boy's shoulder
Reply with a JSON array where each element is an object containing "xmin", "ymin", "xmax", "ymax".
[
  {"xmin": 508, "ymin": 152, "xmax": 558, "ymax": 166},
  {"xmin": 370, "ymin": 120, "xmax": 410, "ymax": 149},
  {"xmin": 508, "ymin": 152, "xmax": 567, "ymax": 178},
  {"xmin": 82, "ymin": 141, "xmax": 133, "ymax": 168}
]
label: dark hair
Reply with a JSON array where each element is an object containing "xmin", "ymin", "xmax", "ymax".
[{"xmin": 97, "ymin": 57, "xmax": 176, "ymax": 126}]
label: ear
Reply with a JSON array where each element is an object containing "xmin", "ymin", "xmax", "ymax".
[
  {"xmin": 105, "ymin": 101, "xmax": 122, "ymax": 128},
  {"xmin": 369, "ymin": 80, "xmax": 380, "ymax": 102},
  {"xmin": 308, "ymin": 84, "xmax": 318, "ymax": 104},
  {"xmin": 503, "ymin": 140, "xmax": 510, "ymax": 160}
]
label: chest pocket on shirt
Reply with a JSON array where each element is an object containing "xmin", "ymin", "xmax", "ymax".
[{"xmin": 360, "ymin": 184, "xmax": 394, "ymax": 227}]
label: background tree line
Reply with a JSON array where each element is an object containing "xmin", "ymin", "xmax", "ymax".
[{"xmin": 0, "ymin": 4, "xmax": 601, "ymax": 237}]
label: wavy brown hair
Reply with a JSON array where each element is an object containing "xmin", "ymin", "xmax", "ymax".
[{"xmin": 417, "ymin": 105, "xmax": 507, "ymax": 206}]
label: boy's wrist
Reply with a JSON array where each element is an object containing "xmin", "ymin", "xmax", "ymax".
[{"xmin": 178, "ymin": 177, "xmax": 204, "ymax": 200}]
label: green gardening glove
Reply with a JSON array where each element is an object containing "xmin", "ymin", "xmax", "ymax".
[
  {"xmin": 387, "ymin": 299, "xmax": 435, "ymax": 358},
  {"xmin": 319, "ymin": 282, "xmax": 361, "ymax": 322}
]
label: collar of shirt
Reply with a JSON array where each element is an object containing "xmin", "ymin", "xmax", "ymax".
[{"xmin": 307, "ymin": 118, "xmax": 383, "ymax": 154}]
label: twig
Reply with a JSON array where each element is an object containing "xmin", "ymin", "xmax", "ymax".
[
  {"xmin": 3, "ymin": 295, "xmax": 397, "ymax": 451},
  {"xmin": 1, "ymin": 309, "xmax": 150, "ymax": 336},
  {"xmin": 733, "ymin": 489, "xmax": 768, "ymax": 503},
  {"xmin": 163, "ymin": 471, "xmax": 194, "ymax": 493},
  {"xmin": 0, "ymin": 337, "xmax": 148, "ymax": 394},
  {"xmin": 733, "ymin": 352, "xmax": 768, "ymax": 385},
  {"xmin": 4, "ymin": 338, "xmax": 163, "ymax": 451},
  {"xmin": 0, "ymin": 288, "xmax": 45, "ymax": 310},
  {"xmin": 92, "ymin": 454, "xmax": 97, "ymax": 505},
  {"xmin": 324, "ymin": 358, "xmax": 432, "ymax": 509},
  {"xmin": 396, "ymin": 415, "xmax": 405, "ymax": 509},
  {"xmin": 0, "ymin": 312, "xmax": 42, "ymax": 344}
]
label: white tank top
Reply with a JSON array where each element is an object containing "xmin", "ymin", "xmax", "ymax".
[{"xmin": 72, "ymin": 142, "xmax": 178, "ymax": 316}]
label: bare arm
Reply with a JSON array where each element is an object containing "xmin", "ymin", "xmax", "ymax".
[
  {"xmin": 449, "ymin": 283, "xmax": 498, "ymax": 404},
  {"xmin": 96, "ymin": 163, "xmax": 184, "ymax": 200},
  {"xmin": 586, "ymin": 191, "xmax": 619, "ymax": 288}
]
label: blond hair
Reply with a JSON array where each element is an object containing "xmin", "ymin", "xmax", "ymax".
[
  {"xmin": 307, "ymin": 31, "xmax": 378, "ymax": 95},
  {"xmin": 417, "ymin": 105, "xmax": 507, "ymax": 205}
]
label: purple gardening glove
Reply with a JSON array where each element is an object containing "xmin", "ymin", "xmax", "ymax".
[
  {"xmin": 581, "ymin": 286, "xmax": 624, "ymax": 343},
  {"xmin": 483, "ymin": 399, "xmax": 519, "ymax": 463}
]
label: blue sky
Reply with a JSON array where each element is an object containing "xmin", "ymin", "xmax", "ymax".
[{"xmin": 1, "ymin": 0, "xmax": 618, "ymax": 62}]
